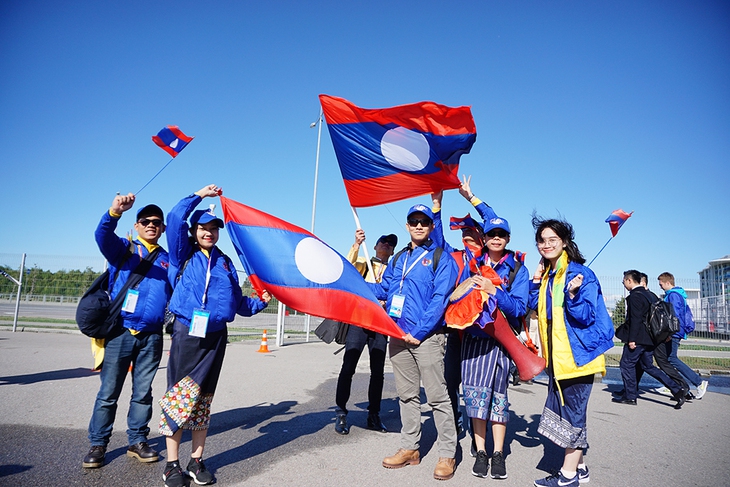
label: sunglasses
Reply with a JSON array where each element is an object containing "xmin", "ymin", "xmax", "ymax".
[
  {"xmin": 138, "ymin": 218, "xmax": 163, "ymax": 228},
  {"xmin": 407, "ymin": 218, "xmax": 432, "ymax": 227},
  {"xmin": 486, "ymin": 230, "xmax": 508, "ymax": 238}
]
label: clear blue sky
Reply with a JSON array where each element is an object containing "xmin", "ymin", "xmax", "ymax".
[{"xmin": 1, "ymin": 1, "xmax": 728, "ymax": 281}]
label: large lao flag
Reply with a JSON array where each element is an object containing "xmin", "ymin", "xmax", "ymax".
[
  {"xmin": 320, "ymin": 95, "xmax": 477, "ymax": 207},
  {"xmin": 220, "ymin": 196, "xmax": 405, "ymax": 339}
]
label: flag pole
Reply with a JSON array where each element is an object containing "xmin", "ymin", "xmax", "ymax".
[
  {"xmin": 135, "ymin": 157, "xmax": 175, "ymax": 195},
  {"xmin": 304, "ymin": 108, "xmax": 324, "ymax": 342},
  {"xmin": 587, "ymin": 236, "xmax": 613, "ymax": 267},
  {"xmin": 351, "ymin": 207, "xmax": 376, "ymax": 279}
]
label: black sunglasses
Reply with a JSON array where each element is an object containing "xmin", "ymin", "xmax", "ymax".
[
  {"xmin": 486, "ymin": 229, "xmax": 508, "ymax": 238},
  {"xmin": 138, "ymin": 218, "xmax": 163, "ymax": 228},
  {"xmin": 407, "ymin": 218, "xmax": 432, "ymax": 227}
]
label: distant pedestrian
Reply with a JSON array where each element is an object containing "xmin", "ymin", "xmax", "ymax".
[
  {"xmin": 83, "ymin": 193, "xmax": 172, "ymax": 470},
  {"xmin": 528, "ymin": 216, "xmax": 614, "ymax": 487},
  {"xmin": 159, "ymin": 185, "xmax": 271, "ymax": 487},
  {"xmin": 658, "ymin": 272, "xmax": 709, "ymax": 399}
]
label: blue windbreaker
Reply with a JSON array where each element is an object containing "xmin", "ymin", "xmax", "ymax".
[
  {"xmin": 166, "ymin": 194, "xmax": 267, "ymax": 333},
  {"xmin": 95, "ymin": 211, "xmax": 172, "ymax": 333}
]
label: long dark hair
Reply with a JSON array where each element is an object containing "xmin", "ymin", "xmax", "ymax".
[{"xmin": 531, "ymin": 214, "xmax": 586, "ymax": 265}]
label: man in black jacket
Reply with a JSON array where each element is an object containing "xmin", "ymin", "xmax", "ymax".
[{"xmin": 614, "ymin": 270, "xmax": 687, "ymax": 409}]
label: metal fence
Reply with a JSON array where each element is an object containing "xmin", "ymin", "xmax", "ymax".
[{"xmin": 1, "ymin": 252, "xmax": 728, "ymax": 370}]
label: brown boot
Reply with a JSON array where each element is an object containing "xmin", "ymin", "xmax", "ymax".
[
  {"xmin": 433, "ymin": 457, "xmax": 456, "ymax": 480},
  {"xmin": 382, "ymin": 449, "xmax": 420, "ymax": 469}
]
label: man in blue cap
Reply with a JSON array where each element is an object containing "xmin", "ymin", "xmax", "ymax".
[
  {"xmin": 371, "ymin": 204, "xmax": 459, "ymax": 480},
  {"xmin": 84, "ymin": 193, "xmax": 172, "ymax": 469}
]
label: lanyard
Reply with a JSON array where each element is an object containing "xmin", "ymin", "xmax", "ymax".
[
  {"xmin": 399, "ymin": 248, "xmax": 429, "ymax": 294},
  {"xmin": 201, "ymin": 248, "xmax": 214, "ymax": 308}
]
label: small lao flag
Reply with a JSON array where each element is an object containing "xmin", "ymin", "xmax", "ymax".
[
  {"xmin": 605, "ymin": 209, "xmax": 633, "ymax": 237},
  {"xmin": 320, "ymin": 95, "xmax": 477, "ymax": 207},
  {"xmin": 220, "ymin": 196, "xmax": 405, "ymax": 339},
  {"xmin": 152, "ymin": 126, "xmax": 193, "ymax": 158},
  {"xmin": 449, "ymin": 213, "xmax": 481, "ymax": 232}
]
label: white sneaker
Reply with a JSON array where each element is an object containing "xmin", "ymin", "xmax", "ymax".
[
  {"xmin": 656, "ymin": 386, "xmax": 671, "ymax": 396},
  {"xmin": 696, "ymin": 380, "xmax": 708, "ymax": 399}
]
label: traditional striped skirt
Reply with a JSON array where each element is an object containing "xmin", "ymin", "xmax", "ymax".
[
  {"xmin": 538, "ymin": 374, "xmax": 593, "ymax": 449},
  {"xmin": 460, "ymin": 332, "xmax": 510, "ymax": 423},
  {"xmin": 159, "ymin": 318, "xmax": 227, "ymax": 436}
]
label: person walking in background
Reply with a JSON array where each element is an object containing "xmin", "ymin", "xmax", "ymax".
[
  {"xmin": 529, "ymin": 216, "xmax": 614, "ymax": 487},
  {"xmin": 160, "ymin": 184, "xmax": 271, "ymax": 487},
  {"xmin": 83, "ymin": 194, "xmax": 172, "ymax": 469},
  {"xmin": 658, "ymin": 272, "xmax": 709, "ymax": 399},
  {"xmin": 333, "ymin": 230, "xmax": 397, "ymax": 435},
  {"xmin": 371, "ymin": 204, "xmax": 459, "ymax": 481},
  {"xmin": 613, "ymin": 270, "xmax": 687, "ymax": 409}
]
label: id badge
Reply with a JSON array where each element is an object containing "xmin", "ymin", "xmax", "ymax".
[
  {"xmin": 190, "ymin": 308, "xmax": 210, "ymax": 338},
  {"xmin": 389, "ymin": 294, "xmax": 406, "ymax": 318},
  {"xmin": 121, "ymin": 289, "xmax": 139, "ymax": 313}
]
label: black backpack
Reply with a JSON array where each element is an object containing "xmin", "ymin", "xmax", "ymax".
[{"xmin": 643, "ymin": 292, "xmax": 680, "ymax": 344}]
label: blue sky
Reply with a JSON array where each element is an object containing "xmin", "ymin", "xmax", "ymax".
[{"xmin": 1, "ymin": 1, "xmax": 728, "ymax": 281}]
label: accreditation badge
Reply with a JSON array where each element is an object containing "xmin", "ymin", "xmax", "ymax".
[
  {"xmin": 190, "ymin": 308, "xmax": 210, "ymax": 338},
  {"xmin": 389, "ymin": 294, "xmax": 406, "ymax": 318},
  {"xmin": 121, "ymin": 289, "xmax": 139, "ymax": 313}
]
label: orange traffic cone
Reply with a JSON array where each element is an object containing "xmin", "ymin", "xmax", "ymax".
[{"xmin": 257, "ymin": 329, "xmax": 271, "ymax": 353}]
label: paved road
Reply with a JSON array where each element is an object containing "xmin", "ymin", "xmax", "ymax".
[{"xmin": 1, "ymin": 330, "xmax": 728, "ymax": 487}]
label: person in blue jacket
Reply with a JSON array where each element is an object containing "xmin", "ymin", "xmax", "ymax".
[
  {"xmin": 528, "ymin": 216, "xmax": 614, "ymax": 487},
  {"xmin": 658, "ymin": 272, "xmax": 708, "ymax": 399},
  {"xmin": 432, "ymin": 180, "xmax": 529, "ymax": 480},
  {"xmin": 159, "ymin": 184, "xmax": 271, "ymax": 487},
  {"xmin": 371, "ymin": 204, "xmax": 459, "ymax": 481},
  {"xmin": 84, "ymin": 193, "xmax": 172, "ymax": 470}
]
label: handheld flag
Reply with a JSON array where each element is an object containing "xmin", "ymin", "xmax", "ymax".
[
  {"xmin": 219, "ymin": 196, "xmax": 405, "ymax": 339},
  {"xmin": 449, "ymin": 213, "xmax": 481, "ymax": 232},
  {"xmin": 587, "ymin": 209, "xmax": 634, "ymax": 267},
  {"xmin": 320, "ymin": 95, "xmax": 476, "ymax": 207},
  {"xmin": 605, "ymin": 209, "xmax": 633, "ymax": 237},
  {"xmin": 152, "ymin": 126, "xmax": 194, "ymax": 158}
]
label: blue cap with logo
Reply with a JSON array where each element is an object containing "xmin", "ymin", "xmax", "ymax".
[
  {"xmin": 482, "ymin": 216, "xmax": 510, "ymax": 235},
  {"xmin": 190, "ymin": 204, "xmax": 224, "ymax": 228},
  {"xmin": 406, "ymin": 204, "xmax": 435, "ymax": 221}
]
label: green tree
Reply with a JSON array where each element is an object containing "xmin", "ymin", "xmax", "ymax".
[{"xmin": 611, "ymin": 297, "xmax": 626, "ymax": 327}]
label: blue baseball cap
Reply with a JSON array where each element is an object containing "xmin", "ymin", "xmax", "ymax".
[
  {"xmin": 483, "ymin": 216, "xmax": 510, "ymax": 235},
  {"xmin": 406, "ymin": 204, "xmax": 435, "ymax": 221},
  {"xmin": 190, "ymin": 205, "xmax": 224, "ymax": 228}
]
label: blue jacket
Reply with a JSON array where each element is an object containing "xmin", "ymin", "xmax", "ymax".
[
  {"xmin": 95, "ymin": 211, "xmax": 172, "ymax": 333},
  {"xmin": 665, "ymin": 287, "xmax": 690, "ymax": 338},
  {"xmin": 370, "ymin": 239, "xmax": 458, "ymax": 341},
  {"xmin": 166, "ymin": 194, "xmax": 267, "ymax": 333},
  {"xmin": 431, "ymin": 201, "xmax": 496, "ymax": 255},
  {"xmin": 528, "ymin": 261, "xmax": 614, "ymax": 368}
]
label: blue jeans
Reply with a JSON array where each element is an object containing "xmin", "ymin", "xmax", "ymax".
[
  {"xmin": 667, "ymin": 337, "xmax": 702, "ymax": 387},
  {"xmin": 88, "ymin": 328, "xmax": 163, "ymax": 447}
]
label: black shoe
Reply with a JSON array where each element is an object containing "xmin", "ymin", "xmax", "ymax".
[
  {"xmin": 82, "ymin": 445, "xmax": 106, "ymax": 468},
  {"xmin": 490, "ymin": 451, "xmax": 507, "ymax": 479},
  {"xmin": 186, "ymin": 457, "xmax": 215, "ymax": 485},
  {"xmin": 512, "ymin": 374, "xmax": 520, "ymax": 386},
  {"xmin": 612, "ymin": 388, "xmax": 626, "ymax": 396},
  {"xmin": 611, "ymin": 397, "xmax": 637, "ymax": 405},
  {"xmin": 471, "ymin": 450, "xmax": 489, "ymax": 478},
  {"xmin": 685, "ymin": 391, "xmax": 696, "ymax": 400},
  {"xmin": 126, "ymin": 441, "xmax": 159, "ymax": 463},
  {"xmin": 674, "ymin": 388, "xmax": 688, "ymax": 409},
  {"xmin": 335, "ymin": 413, "xmax": 349, "ymax": 435},
  {"xmin": 367, "ymin": 413, "xmax": 387, "ymax": 432},
  {"xmin": 163, "ymin": 462, "xmax": 185, "ymax": 487}
]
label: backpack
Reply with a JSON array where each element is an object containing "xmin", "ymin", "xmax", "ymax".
[
  {"xmin": 392, "ymin": 245, "xmax": 444, "ymax": 273},
  {"xmin": 643, "ymin": 292, "xmax": 680, "ymax": 344}
]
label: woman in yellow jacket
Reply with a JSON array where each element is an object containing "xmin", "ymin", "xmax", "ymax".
[{"xmin": 528, "ymin": 217, "xmax": 614, "ymax": 487}]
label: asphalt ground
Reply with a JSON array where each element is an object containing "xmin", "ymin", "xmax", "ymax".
[{"xmin": 0, "ymin": 330, "xmax": 728, "ymax": 487}]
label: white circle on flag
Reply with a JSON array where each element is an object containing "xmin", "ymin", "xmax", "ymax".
[
  {"xmin": 170, "ymin": 139, "xmax": 179, "ymax": 148},
  {"xmin": 381, "ymin": 127, "xmax": 430, "ymax": 171},
  {"xmin": 294, "ymin": 237, "xmax": 344, "ymax": 284}
]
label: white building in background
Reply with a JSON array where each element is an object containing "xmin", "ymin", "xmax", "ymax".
[{"xmin": 698, "ymin": 255, "xmax": 730, "ymax": 334}]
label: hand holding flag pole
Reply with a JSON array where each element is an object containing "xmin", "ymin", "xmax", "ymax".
[
  {"xmin": 587, "ymin": 209, "xmax": 633, "ymax": 267},
  {"xmin": 351, "ymin": 207, "xmax": 376, "ymax": 279},
  {"xmin": 135, "ymin": 126, "xmax": 194, "ymax": 195}
]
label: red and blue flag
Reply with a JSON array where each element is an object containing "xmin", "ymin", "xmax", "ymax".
[
  {"xmin": 152, "ymin": 126, "xmax": 193, "ymax": 158},
  {"xmin": 605, "ymin": 209, "xmax": 633, "ymax": 237},
  {"xmin": 219, "ymin": 196, "xmax": 405, "ymax": 339},
  {"xmin": 320, "ymin": 95, "xmax": 477, "ymax": 207},
  {"xmin": 449, "ymin": 213, "xmax": 481, "ymax": 232}
]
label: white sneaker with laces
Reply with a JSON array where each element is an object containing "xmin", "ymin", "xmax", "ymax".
[
  {"xmin": 696, "ymin": 380, "xmax": 708, "ymax": 399},
  {"xmin": 655, "ymin": 386, "xmax": 671, "ymax": 396}
]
